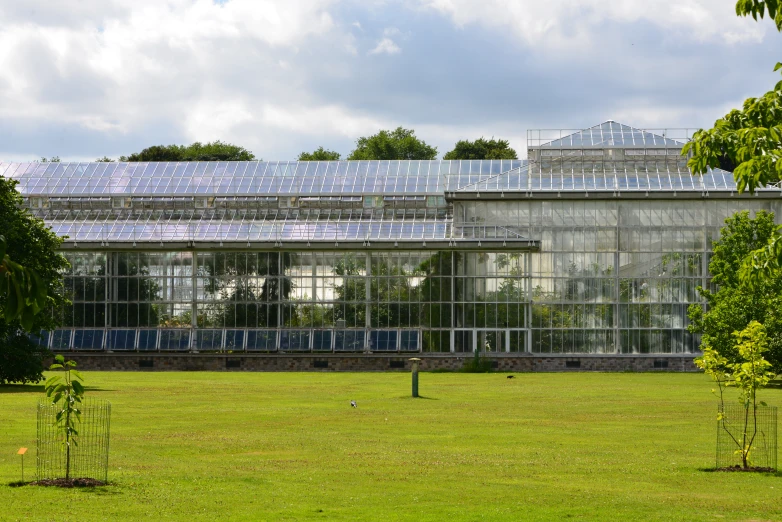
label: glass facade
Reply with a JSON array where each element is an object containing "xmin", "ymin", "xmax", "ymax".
[
  {"xmin": 458, "ymin": 199, "xmax": 782, "ymax": 353},
  {"xmin": 8, "ymin": 121, "xmax": 781, "ymax": 354},
  {"xmin": 55, "ymin": 249, "xmax": 529, "ymax": 353}
]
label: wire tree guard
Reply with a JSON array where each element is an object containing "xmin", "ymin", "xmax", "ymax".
[
  {"xmin": 37, "ymin": 397, "xmax": 111, "ymax": 483},
  {"xmin": 717, "ymin": 403, "xmax": 777, "ymax": 470}
]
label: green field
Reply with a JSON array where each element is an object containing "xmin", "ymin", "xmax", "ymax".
[{"xmin": 0, "ymin": 372, "xmax": 781, "ymax": 521}]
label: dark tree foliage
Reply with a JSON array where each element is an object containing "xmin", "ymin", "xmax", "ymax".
[
  {"xmin": 688, "ymin": 211, "xmax": 782, "ymax": 372},
  {"xmin": 347, "ymin": 127, "xmax": 437, "ymax": 160},
  {"xmin": 0, "ymin": 176, "xmax": 68, "ymax": 383},
  {"xmin": 120, "ymin": 141, "xmax": 256, "ymax": 162},
  {"xmin": 418, "ymin": 252, "xmax": 453, "ymax": 352},
  {"xmin": 113, "ymin": 255, "xmax": 160, "ymax": 327},
  {"xmin": 331, "ymin": 255, "xmax": 366, "ymax": 328},
  {"xmin": 198, "ymin": 253, "xmax": 295, "ymax": 328},
  {"xmin": 298, "ymin": 147, "xmax": 341, "ymax": 161},
  {"xmin": 66, "ymin": 254, "xmax": 160, "ymax": 328},
  {"xmin": 443, "ymin": 138, "xmax": 518, "ymax": 160},
  {"xmin": 718, "ymin": 153, "xmax": 737, "ymax": 172},
  {"xmin": 736, "ymin": 0, "xmax": 782, "ymax": 30},
  {"xmin": 0, "ymin": 334, "xmax": 48, "ymax": 384}
]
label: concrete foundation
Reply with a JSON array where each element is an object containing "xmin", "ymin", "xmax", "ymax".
[{"xmin": 60, "ymin": 353, "xmax": 699, "ymax": 372}]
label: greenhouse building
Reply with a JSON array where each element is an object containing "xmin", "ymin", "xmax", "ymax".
[{"xmin": 4, "ymin": 121, "xmax": 780, "ymax": 368}]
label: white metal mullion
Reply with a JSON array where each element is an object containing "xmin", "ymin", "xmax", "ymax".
[
  {"xmin": 424, "ymin": 160, "xmax": 433, "ymax": 195},
  {"xmin": 143, "ymin": 208, "xmax": 155, "ymax": 244},
  {"xmin": 103, "ymin": 208, "xmax": 112, "ymax": 244},
  {"xmin": 393, "ymin": 160, "xmax": 402, "ymax": 195},
  {"xmin": 236, "ymin": 160, "xmax": 250, "ymax": 193},
  {"xmin": 231, "ymin": 161, "xmax": 244, "ymax": 196},
  {"xmin": 300, "ymin": 161, "xmax": 311, "ymax": 197},
  {"xmin": 273, "ymin": 161, "xmax": 283, "ymax": 198},
  {"xmin": 135, "ymin": 162, "xmax": 152, "ymax": 196}
]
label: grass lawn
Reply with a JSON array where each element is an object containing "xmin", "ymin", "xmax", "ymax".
[{"xmin": 0, "ymin": 371, "xmax": 781, "ymax": 521}]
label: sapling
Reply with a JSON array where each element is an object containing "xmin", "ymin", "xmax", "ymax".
[
  {"xmin": 696, "ymin": 320, "xmax": 775, "ymax": 469},
  {"xmin": 44, "ymin": 355, "xmax": 85, "ymax": 480}
]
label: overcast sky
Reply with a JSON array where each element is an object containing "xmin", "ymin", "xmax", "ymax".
[{"xmin": 0, "ymin": 0, "xmax": 778, "ymax": 162}]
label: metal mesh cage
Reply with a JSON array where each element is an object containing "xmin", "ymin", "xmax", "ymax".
[
  {"xmin": 37, "ymin": 397, "xmax": 111, "ymax": 482},
  {"xmin": 716, "ymin": 403, "xmax": 777, "ymax": 470}
]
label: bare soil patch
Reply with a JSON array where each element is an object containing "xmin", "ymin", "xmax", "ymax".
[{"xmin": 30, "ymin": 478, "xmax": 106, "ymax": 487}]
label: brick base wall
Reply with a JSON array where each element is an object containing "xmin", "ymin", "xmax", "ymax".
[{"xmin": 60, "ymin": 353, "xmax": 699, "ymax": 372}]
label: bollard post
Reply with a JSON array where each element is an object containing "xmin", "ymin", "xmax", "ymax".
[
  {"xmin": 409, "ymin": 358, "xmax": 421, "ymax": 398},
  {"xmin": 17, "ymin": 448, "xmax": 27, "ymax": 482}
]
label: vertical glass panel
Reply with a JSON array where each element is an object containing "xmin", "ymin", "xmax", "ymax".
[
  {"xmin": 52, "ymin": 329, "xmax": 73, "ymax": 350},
  {"xmin": 247, "ymin": 330, "xmax": 277, "ymax": 351},
  {"xmin": 73, "ymin": 330, "xmax": 104, "ymax": 350},
  {"xmin": 313, "ymin": 330, "xmax": 332, "ymax": 351},
  {"xmin": 107, "ymin": 329, "xmax": 136, "ymax": 350},
  {"xmin": 370, "ymin": 330, "xmax": 397, "ymax": 351},
  {"xmin": 196, "ymin": 330, "xmax": 223, "ymax": 351},
  {"xmin": 159, "ymin": 329, "xmax": 190, "ymax": 351},
  {"xmin": 138, "ymin": 330, "xmax": 158, "ymax": 351},
  {"xmin": 280, "ymin": 330, "xmax": 310, "ymax": 351},
  {"xmin": 400, "ymin": 330, "xmax": 419, "ymax": 351},
  {"xmin": 225, "ymin": 330, "xmax": 244, "ymax": 351},
  {"xmin": 334, "ymin": 330, "xmax": 365, "ymax": 351},
  {"xmin": 28, "ymin": 330, "xmax": 50, "ymax": 348}
]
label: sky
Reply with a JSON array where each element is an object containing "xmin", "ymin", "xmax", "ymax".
[{"xmin": 0, "ymin": 0, "xmax": 778, "ymax": 162}]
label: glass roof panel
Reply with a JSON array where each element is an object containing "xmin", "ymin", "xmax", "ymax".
[
  {"xmin": 8, "ymin": 159, "xmax": 753, "ymax": 197},
  {"xmin": 2, "ymin": 163, "xmax": 20, "ymax": 178},
  {"xmin": 536, "ymin": 121, "xmax": 684, "ymax": 149}
]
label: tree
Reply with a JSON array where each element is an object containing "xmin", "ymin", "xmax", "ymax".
[
  {"xmin": 688, "ymin": 211, "xmax": 782, "ymax": 372},
  {"xmin": 684, "ymin": 2, "xmax": 781, "ymax": 194},
  {"xmin": 696, "ymin": 321, "xmax": 775, "ymax": 469},
  {"xmin": 347, "ymin": 127, "xmax": 437, "ymax": 160},
  {"xmin": 298, "ymin": 147, "xmax": 341, "ymax": 161},
  {"xmin": 0, "ymin": 236, "xmax": 48, "ymax": 329},
  {"xmin": 119, "ymin": 141, "xmax": 256, "ymax": 162},
  {"xmin": 0, "ymin": 177, "xmax": 68, "ymax": 384},
  {"xmin": 443, "ymin": 138, "xmax": 518, "ymax": 160},
  {"xmin": 45, "ymin": 355, "xmax": 85, "ymax": 480},
  {"xmin": 95, "ymin": 156, "xmax": 114, "ymax": 162}
]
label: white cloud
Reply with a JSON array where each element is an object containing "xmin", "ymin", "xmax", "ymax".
[
  {"xmin": 0, "ymin": 0, "xmax": 358, "ymax": 158},
  {"xmin": 0, "ymin": 0, "xmax": 774, "ymax": 162},
  {"xmin": 369, "ymin": 37, "xmax": 401, "ymax": 55},
  {"xmin": 416, "ymin": 0, "xmax": 767, "ymax": 48},
  {"xmin": 262, "ymin": 104, "xmax": 387, "ymax": 137}
]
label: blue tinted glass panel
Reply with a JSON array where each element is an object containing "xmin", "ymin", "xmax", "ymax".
[
  {"xmin": 29, "ymin": 330, "xmax": 50, "ymax": 348},
  {"xmin": 247, "ymin": 330, "xmax": 276, "ymax": 351},
  {"xmin": 334, "ymin": 330, "xmax": 365, "ymax": 352},
  {"xmin": 313, "ymin": 330, "xmax": 332, "ymax": 351},
  {"xmin": 197, "ymin": 330, "xmax": 222, "ymax": 350},
  {"xmin": 225, "ymin": 330, "xmax": 244, "ymax": 351},
  {"xmin": 370, "ymin": 330, "xmax": 397, "ymax": 351},
  {"xmin": 159, "ymin": 330, "xmax": 190, "ymax": 351},
  {"xmin": 400, "ymin": 331, "xmax": 419, "ymax": 351},
  {"xmin": 108, "ymin": 329, "xmax": 136, "ymax": 350},
  {"xmin": 73, "ymin": 330, "xmax": 103, "ymax": 350},
  {"xmin": 280, "ymin": 330, "xmax": 310, "ymax": 351},
  {"xmin": 52, "ymin": 330, "xmax": 72, "ymax": 350}
]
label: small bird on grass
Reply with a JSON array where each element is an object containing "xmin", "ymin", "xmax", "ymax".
[
  {"xmin": 507, "ymin": 375, "xmax": 514, "ymax": 379},
  {"xmin": 350, "ymin": 400, "xmax": 357, "ymax": 408}
]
